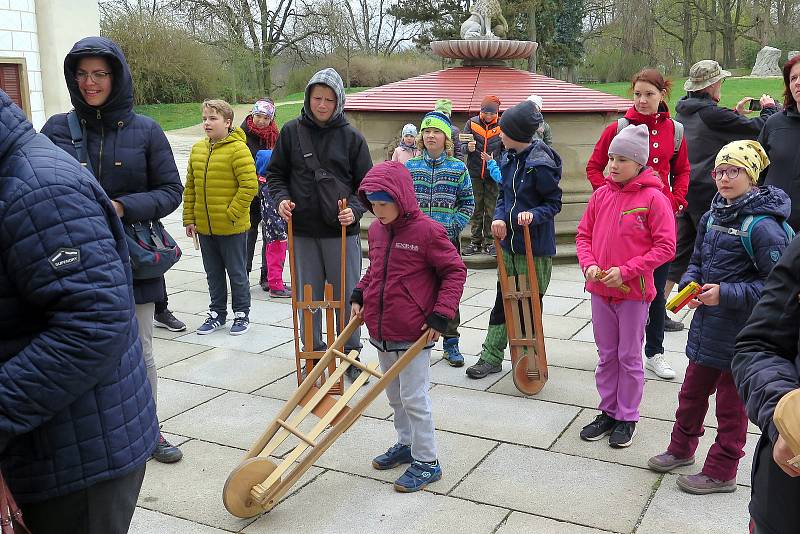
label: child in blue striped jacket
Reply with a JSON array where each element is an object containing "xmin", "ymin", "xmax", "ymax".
[{"xmin": 405, "ymin": 109, "xmax": 474, "ymax": 367}]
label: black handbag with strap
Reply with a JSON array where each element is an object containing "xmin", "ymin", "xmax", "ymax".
[
  {"xmin": 66, "ymin": 110, "xmax": 181, "ymax": 279},
  {"xmin": 296, "ymin": 123, "xmax": 352, "ymax": 228}
]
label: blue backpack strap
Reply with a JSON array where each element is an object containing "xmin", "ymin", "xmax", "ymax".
[
  {"xmin": 739, "ymin": 215, "xmax": 760, "ymax": 262},
  {"xmin": 740, "ymin": 215, "xmax": 795, "ymax": 265}
]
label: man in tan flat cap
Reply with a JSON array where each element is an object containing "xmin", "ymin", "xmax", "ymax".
[{"xmin": 664, "ymin": 60, "xmax": 779, "ymax": 320}]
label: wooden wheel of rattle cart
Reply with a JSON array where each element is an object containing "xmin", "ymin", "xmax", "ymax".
[
  {"xmin": 513, "ymin": 353, "xmax": 545, "ymax": 395},
  {"xmin": 774, "ymin": 388, "xmax": 800, "ymax": 467},
  {"xmin": 223, "ymin": 457, "xmax": 279, "ymax": 518}
]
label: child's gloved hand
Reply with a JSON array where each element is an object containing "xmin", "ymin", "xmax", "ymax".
[
  {"xmin": 350, "ymin": 303, "xmax": 363, "ymax": 321},
  {"xmin": 491, "ymin": 220, "xmax": 507, "ymax": 239},
  {"xmin": 421, "ymin": 325, "xmax": 441, "ymax": 343}
]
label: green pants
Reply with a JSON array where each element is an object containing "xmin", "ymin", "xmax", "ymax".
[
  {"xmin": 480, "ymin": 251, "xmax": 552, "ymax": 365},
  {"xmin": 469, "ymin": 177, "xmax": 499, "ymax": 246}
]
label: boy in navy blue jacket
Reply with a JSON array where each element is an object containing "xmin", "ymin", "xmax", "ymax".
[
  {"xmin": 648, "ymin": 140, "xmax": 792, "ymax": 495},
  {"xmin": 466, "ymin": 96, "xmax": 563, "ymax": 379}
]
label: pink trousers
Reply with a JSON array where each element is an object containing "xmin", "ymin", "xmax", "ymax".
[{"xmin": 591, "ymin": 295, "xmax": 650, "ymax": 422}]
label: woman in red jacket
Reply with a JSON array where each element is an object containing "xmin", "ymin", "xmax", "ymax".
[{"xmin": 586, "ymin": 69, "xmax": 690, "ymax": 380}]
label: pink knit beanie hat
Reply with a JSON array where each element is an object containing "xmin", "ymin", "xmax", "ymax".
[{"xmin": 608, "ymin": 123, "xmax": 649, "ymax": 166}]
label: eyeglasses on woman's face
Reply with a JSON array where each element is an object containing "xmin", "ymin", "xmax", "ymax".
[{"xmin": 75, "ymin": 70, "xmax": 112, "ymax": 83}]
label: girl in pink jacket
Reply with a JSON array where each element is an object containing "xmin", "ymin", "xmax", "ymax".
[
  {"xmin": 350, "ymin": 160, "xmax": 467, "ymax": 493},
  {"xmin": 576, "ymin": 124, "xmax": 676, "ymax": 448}
]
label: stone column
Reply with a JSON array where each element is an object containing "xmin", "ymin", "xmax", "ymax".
[{"xmin": 35, "ymin": 0, "xmax": 100, "ymax": 121}]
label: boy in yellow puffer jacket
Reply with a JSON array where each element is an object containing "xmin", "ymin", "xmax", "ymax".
[{"xmin": 183, "ymin": 99, "xmax": 258, "ymax": 335}]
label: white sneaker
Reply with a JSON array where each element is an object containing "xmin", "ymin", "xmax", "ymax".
[{"xmin": 646, "ymin": 353, "xmax": 676, "ymax": 379}]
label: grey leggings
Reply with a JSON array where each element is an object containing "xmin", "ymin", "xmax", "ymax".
[{"xmin": 135, "ymin": 302, "xmax": 157, "ymax": 405}]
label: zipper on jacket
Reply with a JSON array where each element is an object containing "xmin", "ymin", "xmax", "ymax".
[
  {"xmin": 203, "ymin": 146, "xmax": 214, "ymax": 235},
  {"xmin": 377, "ymin": 228, "xmax": 395, "ymax": 340},
  {"xmin": 97, "ymin": 110, "xmax": 104, "ymax": 180},
  {"xmin": 508, "ymin": 158, "xmax": 522, "ymax": 252},
  {"xmin": 428, "ymin": 160, "xmax": 437, "ymax": 217}
]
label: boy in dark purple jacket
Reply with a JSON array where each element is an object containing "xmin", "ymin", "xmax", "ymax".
[{"xmin": 350, "ymin": 161, "xmax": 467, "ymax": 493}]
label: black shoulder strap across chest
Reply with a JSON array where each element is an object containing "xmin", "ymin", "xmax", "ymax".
[
  {"xmin": 296, "ymin": 123, "xmax": 322, "ymax": 172},
  {"xmin": 66, "ymin": 110, "xmax": 95, "ymax": 175}
]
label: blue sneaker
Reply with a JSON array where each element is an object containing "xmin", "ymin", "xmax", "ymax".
[
  {"xmin": 443, "ymin": 337, "xmax": 464, "ymax": 367},
  {"xmin": 197, "ymin": 311, "xmax": 225, "ymax": 335},
  {"xmin": 394, "ymin": 460, "xmax": 442, "ymax": 492},
  {"xmin": 229, "ymin": 312, "xmax": 250, "ymax": 336},
  {"xmin": 372, "ymin": 443, "xmax": 413, "ymax": 470}
]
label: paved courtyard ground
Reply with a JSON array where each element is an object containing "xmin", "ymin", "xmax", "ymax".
[{"xmin": 128, "ymin": 133, "xmax": 757, "ymax": 533}]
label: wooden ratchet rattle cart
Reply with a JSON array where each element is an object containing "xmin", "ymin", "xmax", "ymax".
[
  {"xmin": 773, "ymin": 389, "xmax": 800, "ymax": 470},
  {"xmin": 222, "ymin": 318, "xmax": 429, "ymax": 518},
  {"xmin": 494, "ymin": 225, "xmax": 548, "ymax": 395},
  {"xmin": 285, "ymin": 200, "xmax": 350, "ymax": 396}
]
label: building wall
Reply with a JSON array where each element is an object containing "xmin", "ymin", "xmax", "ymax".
[
  {"xmin": 0, "ymin": 0, "xmax": 99, "ymax": 129},
  {"xmin": 0, "ymin": 0, "xmax": 44, "ymax": 127},
  {"xmin": 35, "ymin": 0, "xmax": 100, "ymax": 123}
]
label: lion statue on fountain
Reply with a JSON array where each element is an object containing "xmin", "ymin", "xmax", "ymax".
[{"xmin": 460, "ymin": 0, "xmax": 509, "ymax": 40}]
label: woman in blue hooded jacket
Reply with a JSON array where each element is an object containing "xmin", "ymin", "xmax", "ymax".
[{"xmin": 41, "ymin": 36, "xmax": 184, "ymax": 463}]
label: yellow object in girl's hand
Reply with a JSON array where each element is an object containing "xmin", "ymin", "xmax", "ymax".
[{"xmin": 666, "ymin": 281, "xmax": 702, "ymax": 313}]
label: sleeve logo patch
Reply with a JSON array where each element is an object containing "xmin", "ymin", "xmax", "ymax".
[{"xmin": 49, "ymin": 248, "xmax": 80, "ymax": 269}]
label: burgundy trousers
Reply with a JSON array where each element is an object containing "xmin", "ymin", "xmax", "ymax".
[{"xmin": 667, "ymin": 361, "xmax": 749, "ymax": 481}]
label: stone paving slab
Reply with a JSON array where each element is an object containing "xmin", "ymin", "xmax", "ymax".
[
  {"xmin": 636, "ymin": 474, "xmax": 750, "ymax": 534},
  {"xmin": 163, "ymin": 268, "xmax": 207, "ymax": 290},
  {"xmin": 153, "ymin": 338, "xmax": 212, "ymax": 369},
  {"xmin": 488, "ymin": 365, "xmax": 600, "ymax": 408},
  {"xmin": 138, "ymin": 439, "xmax": 322, "ymax": 532},
  {"xmin": 551, "ymin": 409, "xmax": 758, "ymax": 487},
  {"xmin": 429, "ymin": 358, "xmax": 511, "ymax": 391},
  {"xmin": 253, "ymin": 373, "xmax": 394, "ymax": 420},
  {"xmin": 429, "ymin": 385, "xmax": 580, "ymax": 448},
  {"xmin": 542, "ymin": 338, "xmax": 599, "ymax": 371},
  {"xmin": 175, "ymin": 323, "xmax": 295, "ymax": 353},
  {"xmin": 163, "ymin": 391, "xmax": 291, "ymax": 450},
  {"xmin": 465, "ymin": 270, "xmax": 500, "ymax": 290},
  {"xmin": 451, "ymin": 443, "xmax": 659, "ymax": 533},
  {"xmin": 496, "ymin": 511, "xmax": 614, "ymax": 534},
  {"xmin": 129, "ymin": 508, "xmax": 230, "ymax": 533},
  {"xmin": 462, "ymin": 288, "xmax": 498, "ymax": 308},
  {"xmin": 544, "ymin": 279, "xmax": 589, "ymax": 299},
  {"xmin": 312, "ymin": 416, "xmax": 497, "ymax": 493},
  {"xmin": 159, "ymin": 348, "xmax": 295, "ymax": 393},
  {"xmin": 542, "ymin": 314, "xmax": 589, "ymax": 340},
  {"xmin": 153, "ymin": 310, "xmax": 204, "ymax": 340},
  {"xmin": 243, "ymin": 471, "xmax": 509, "ymax": 534},
  {"xmin": 157, "ymin": 378, "xmax": 226, "ymax": 422}
]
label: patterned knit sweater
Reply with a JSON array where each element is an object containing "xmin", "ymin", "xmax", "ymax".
[{"xmin": 405, "ymin": 150, "xmax": 474, "ymax": 241}]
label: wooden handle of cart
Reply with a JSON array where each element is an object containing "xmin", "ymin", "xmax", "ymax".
[
  {"xmin": 339, "ymin": 198, "xmax": 348, "ymax": 332},
  {"xmin": 522, "ymin": 226, "xmax": 547, "ymax": 368},
  {"xmin": 253, "ymin": 329, "xmax": 430, "ymax": 509}
]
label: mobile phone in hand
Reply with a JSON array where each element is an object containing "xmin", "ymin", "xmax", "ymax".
[{"xmin": 748, "ymin": 99, "xmax": 762, "ymax": 111}]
